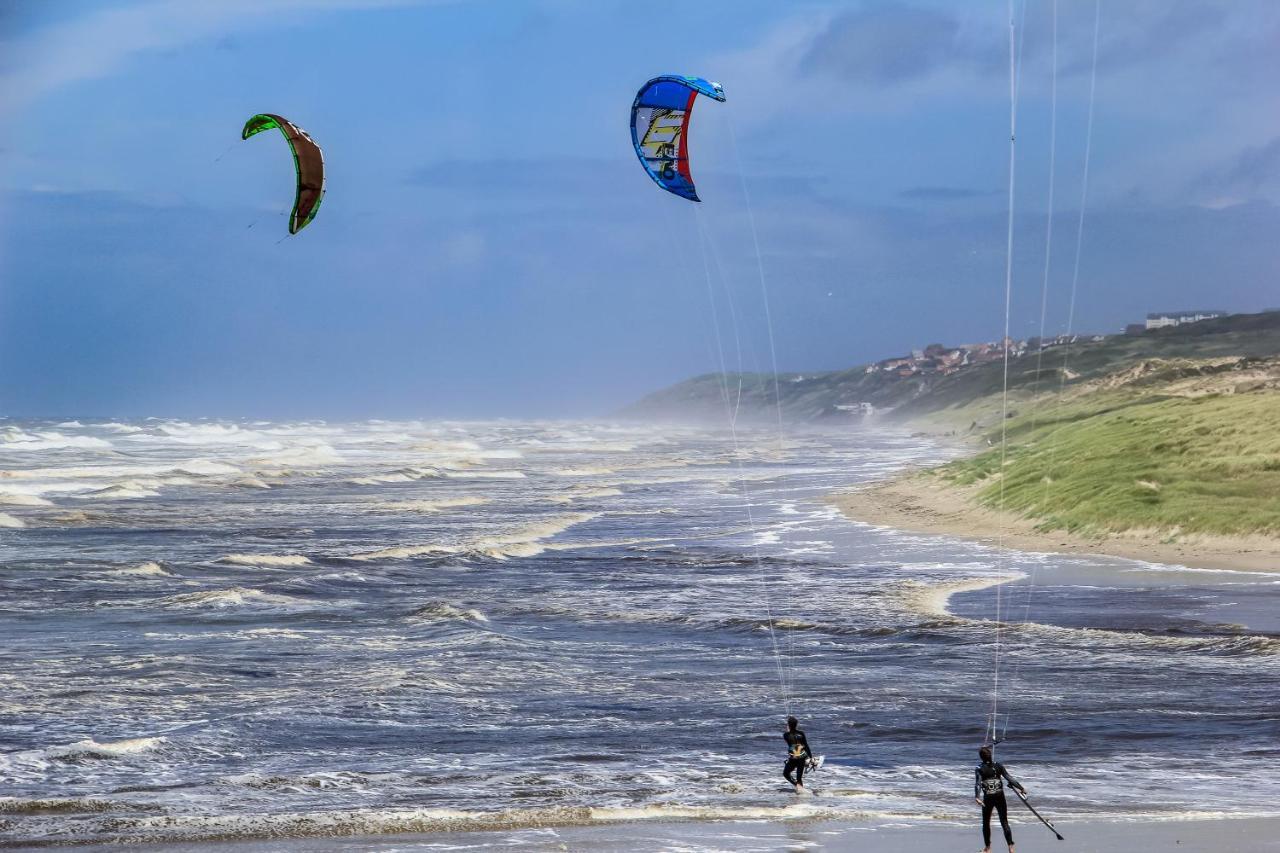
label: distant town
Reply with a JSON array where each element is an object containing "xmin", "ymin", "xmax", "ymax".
[{"xmin": 862, "ymin": 309, "xmax": 1227, "ymax": 379}]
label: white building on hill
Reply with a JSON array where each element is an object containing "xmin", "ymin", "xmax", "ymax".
[{"xmin": 1145, "ymin": 310, "xmax": 1226, "ymax": 330}]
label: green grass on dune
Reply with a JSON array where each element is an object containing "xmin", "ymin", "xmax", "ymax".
[{"xmin": 938, "ymin": 391, "xmax": 1280, "ymax": 538}]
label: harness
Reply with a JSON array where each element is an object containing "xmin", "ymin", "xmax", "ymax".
[{"xmin": 978, "ymin": 763, "xmax": 1004, "ymax": 795}]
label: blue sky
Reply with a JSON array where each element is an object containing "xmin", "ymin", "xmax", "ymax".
[{"xmin": 1, "ymin": 0, "xmax": 1277, "ymax": 418}]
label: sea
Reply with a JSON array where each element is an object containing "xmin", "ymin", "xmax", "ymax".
[{"xmin": 1, "ymin": 418, "xmax": 1277, "ymax": 849}]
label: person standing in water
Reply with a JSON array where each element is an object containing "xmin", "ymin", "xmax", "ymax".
[
  {"xmin": 974, "ymin": 744, "xmax": 1025, "ymax": 853},
  {"xmin": 782, "ymin": 716, "xmax": 814, "ymax": 793}
]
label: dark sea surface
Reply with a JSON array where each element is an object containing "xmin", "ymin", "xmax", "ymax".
[{"xmin": 0, "ymin": 419, "xmax": 1276, "ymax": 848}]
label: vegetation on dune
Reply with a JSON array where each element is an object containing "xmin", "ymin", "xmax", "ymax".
[
  {"xmin": 626, "ymin": 311, "xmax": 1280, "ymax": 542},
  {"xmin": 938, "ymin": 389, "xmax": 1280, "ymax": 538}
]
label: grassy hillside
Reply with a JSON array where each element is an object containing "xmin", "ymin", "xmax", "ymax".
[
  {"xmin": 935, "ymin": 365, "xmax": 1280, "ymax": 538},
  {"xmin": 622, "ymin": 311, "xmax": 1280, "ymax": 429}
]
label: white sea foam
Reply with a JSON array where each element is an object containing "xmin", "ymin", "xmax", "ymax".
[
  {"xmin": 373, "ymin": 497, "xmax": 488, "ymax": 513},
  {"xmin": 348, "ymin": 467, "xmax": 439, "ymax": 485},
  {"xmin": 45, "ymin": 736, "xmax": 167, "ymax": 760},
  {"xmin": 218, "ymin": 554, "xmax": 312, "ymax": 567},
  {"xmin": 79, "ymin": 481, "xmax": 161, "ymax": 500},
  {"xmin": 352, "ymin": 512, "xmax": 598, "ymax": 561},
  {"xmin": 0, "ymin": 493, "xmax": 53, "ymax": 506},
  {"xmin": 0, "ymin": 513, "xmax": 26, "ymax": 528},
  {"xmin": 107, "ymin": 561, "xmax": 174, "ymax": 578},
  {"xmin": 547, "ymin": 487, "xmax": 623, "ymax": 504},
  {"xmin": 159, "ymin": 588, "xmax": 312, "ymax": 609},
  {"xmin": 0, "ymin": 430, "xmax": 112, "ymax": 451},
  {"xmin": 408, "ymin": 602, "xmax": 489, "ymax": 622},
  {"xmin": 443, "ymin": 469, "xmax": 525, "ymax": 479}
]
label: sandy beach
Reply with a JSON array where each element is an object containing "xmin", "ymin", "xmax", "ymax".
[{"xmin": 830, "ymin": 471, "xmax": 1280, "ymax": 574}]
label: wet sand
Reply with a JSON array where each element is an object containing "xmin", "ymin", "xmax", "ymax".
[
  {"xmin": 831, "ymin": 472, "xmax": 1280, "ymax": 573},
  {"xmin": 65, "ymin": 815, "xmax": 1280, "ymax": 852}
]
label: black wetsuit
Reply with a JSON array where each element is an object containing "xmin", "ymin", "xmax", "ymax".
[
  {"xmin": 783, "ymin": 730, "xmax": 812, "ymax": 787},
  {"xmin": 975, "ymin": 760, "xmax": 1023, "ymax": 847}
]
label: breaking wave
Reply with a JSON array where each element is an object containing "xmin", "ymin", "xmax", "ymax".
[{"xmin": 217, "ymin": 554, "xmax": 313, "ymax": 568}]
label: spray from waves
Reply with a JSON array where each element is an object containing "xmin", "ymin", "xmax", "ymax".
[
  {"xmin": 351, "ymin": 512, "xmax": 600, "ymax": 562},
  {"xmin": 372, "ymin": 497, "xmax": 489, "ymax": 514},
  {"xmin": 217, "ymin": 554, "xmax": 313, "ymax": 568}
]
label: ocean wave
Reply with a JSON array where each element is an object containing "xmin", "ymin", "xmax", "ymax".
[
  {"xmin": 373, "ymin": 497, "xmax": 489, "ymax": 513},
  {"xmin": 0, "ymin": 492, "xmax": 53, "ymax": 506},
  {"xmin": 107, "ymin": 561, "xmax": 174, "ymax": 578},
  {"xmin": 352, "ymin": 512, "xmax": 599, "ymax": 562},
  {"xmin": 217, "ymin": 554, "xmax": 312, "ymax": 568},
  {"xmin": 78, "ymin": 481, "xmax": 162, "ymax": 500},
  {"xmin": 407, "ymin": 601, "xmax": 489, "ymax": 623},
  {"xmin": 0, "ymin": 429, "xmax": 113, "ymax": 451},
  {"xmin": 46, "ymin": 736, "xmax": 167, "ymax": 761},
  {"xmin": 6, "ymin": 801, "xmax": 851, "ymax": 846},
  {"xmin": 348, "ymin": 466, "xmax": 441, "ymax": 485},
  {"xmin": 0, "ymin": 796, "xmax": 160, "ymax": 814},
  {"xmin": 547, "ymin": 487, "xmax": 623, "ymax": 504},
  {"xmin": 158, "ymin": 588, "xmax": 314, "ymax": 609},
  {"xmin": 444, "ymin": 469, "xmax": 526, "ymax": 479},
  {"xmin": 0, "ymin": 512, "xmax": 26, "ymax": 528}
]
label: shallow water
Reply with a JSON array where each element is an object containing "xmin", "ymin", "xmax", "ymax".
[{"xmin": 0, "ymin": 419, "xmax": 1276, "ymax": 847}]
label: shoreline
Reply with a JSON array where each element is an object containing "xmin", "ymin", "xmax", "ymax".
[
  {"xmin": 830, "ymin": 469, "xmax": 1280, "ymax": 574},
  {"xmin": 60, "ymin": 815, "xmax": 1280, "ymax": 852}
]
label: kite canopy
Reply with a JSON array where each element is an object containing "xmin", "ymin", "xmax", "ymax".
[
  {"xmin": 242, "ymin": 114, "xmax": 325, "ymax": 235},
  {"xmin": 630, "ymin": 76, "xmax": 725, "ymax": 202}
]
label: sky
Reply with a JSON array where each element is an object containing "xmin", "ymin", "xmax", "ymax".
[{"xmin": 1, "ymin": 0, "xmax": 1277, "ymax": 418}]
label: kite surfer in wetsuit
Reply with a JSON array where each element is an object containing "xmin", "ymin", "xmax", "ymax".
[
  {"xmin": 783, "ymin": 716, "xmax": 814, "ymax": 793},
  {"xmin": 974, "ymin": 745, "xmax": 1025, "ymax": 853}
]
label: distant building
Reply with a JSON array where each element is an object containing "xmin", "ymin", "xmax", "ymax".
[{"xmin": 1145, "ymin": 310, "xmax": 1225, "ymax": 330}]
